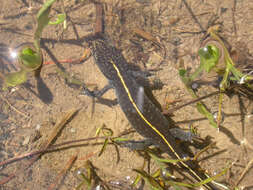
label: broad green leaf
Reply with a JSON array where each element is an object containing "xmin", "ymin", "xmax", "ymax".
[
  {"xmin": 3, "ymin": 69, "xmax": 27, "ymax": 89},
  {"xmin": 198, "ymin": 45, "xmax": 220, "ymax": 73},
  {"xmin": 19, "ymin": 47, "xmax": 42, "ymax": 70}
]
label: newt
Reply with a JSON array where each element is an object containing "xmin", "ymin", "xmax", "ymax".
[{"xmin": 84, "ymin": 35, "xmax": 219, "ymax": 190}]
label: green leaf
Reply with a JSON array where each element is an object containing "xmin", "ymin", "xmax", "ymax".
[
  {"xmin": 133, "ymin": 169, "xmax": 164, "ymax": 190},
  {"xmin": 34, "ymin": 0, "xmax": 58, "ymax": 50},
  {"xmin": 168, "ymin": 181, "xmax": 193, "ymax": 188},
  {"xmin": 3, "ymin": 0, "xmax": 60, "ymax": 90},
  {"xmin": 178, "ymin": 65, "xmax": 218, "ymax": 128},
  {"xmin": 98, "ymin": 138, "xmax": 109, "ymax": 157},
  {"xmin": 192, "ymin": 164, "xmax": 229, "ymax": 187},
  {"xmin": 198, "ymin": 45, "xmax": 220, "ymax": 73},
  {"xmin": 95, "ymin": 126, "xmax": 113, "ymax": 137},
  {"xmin": 49, "ymin": 13, "xmax": 66, "ymax": 25},
  {"xmin": 132, "ymin": 173, "xmax": 142, "ymax": 187},
  {"xmin": 196, "ymin": 103, "xmax": 217, "ymax": 128},
  {"xmin": 76, "ymin": 171, "xmax": 92, "ymax": 190},
  {"xmin": 3, "ymin": 69, "xmax": 27, "ymax": 89},
  {"xmin": 19, "ymin": 47, "xmax": 42, "ymax": 70}
]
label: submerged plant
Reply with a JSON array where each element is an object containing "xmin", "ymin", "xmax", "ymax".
[
  {"xmin": 178, "ymin": 29, "xmax": 253, "ymax": 128},
  {"xmin": 3, "ymin": 0, "xmax": 66, "ymax": 90}
]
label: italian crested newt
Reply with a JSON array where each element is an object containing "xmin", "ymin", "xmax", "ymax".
[{"xmin": 84, "ymin": 35, "xmax": 219, "ymax": 190}]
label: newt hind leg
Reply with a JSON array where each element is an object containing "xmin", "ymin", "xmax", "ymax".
[{"xmin": 82, "ymin": 83, "xmax": 113, "ymax": 98}]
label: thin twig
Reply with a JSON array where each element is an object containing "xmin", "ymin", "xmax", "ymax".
[
  {"xmin": 0, "ymin": 94, "xmax": 30, "ymax": 118},
  {"xmin": 0, "ymin": 136, "xmax": 107, "ymax": 168},
  {"xmin": 94, "ymin": 2, "xmax": 103, "ymax": 35},
  {"xmin": 193, "ymin": 142, "xmax": 216, "ymax": 161},
  {"xmin": 0, "ymin": 128, "xmax": 136, "ymax": 168},
  {"xmin": 163, "ymin": 91, "xmax": 220, "ymax": 114},
  {"xmin": 235, "ymin": 157, "xmax": 253, "ymax": 186},
  {"xmin": 181, "ymin": 0, "xmax": 205, "ymax": 32},
  {"xmin": 48, "ymin": 154, "xmax": 78, "ymax": 190},
  {"xmin": 132, "ymin": 28, "xmax": 161, "ymax": 47},
  {"xmin": 43, "ymin": 48, "xmax": 91, "ymax": 65},
  {"xmin": 39, "ymin": 109, "xmax": 78, "ymax": 150},
  {"xmin": 232, "ymin": 0, "xmax": 237, "ymax": 36},
  {"xmin": 0, "ymin": 109, "xmax": 77, "ymax": 185}
]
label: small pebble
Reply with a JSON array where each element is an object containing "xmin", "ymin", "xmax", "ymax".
[
  {"xmin": 70, "ymin": 128, "xmax": 76, "ymax": 133},
  {"xmin": 35, "ymin": 124, "xmax": 41, "ymax": 130}
]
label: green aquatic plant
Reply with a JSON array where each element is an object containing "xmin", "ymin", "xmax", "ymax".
[
  {"xmin": 179, "ymin": 29, "xmax": 253, "ymax": 128},
  {"xmin": 132, "ymin": 148, "xmax": 231, "ymax": 190},
  {"xmin": 3, "ymin": 0, "xmax": 65, "ymax": 90},
  {"xmin": 179, "ymin": 67, "xmax": 218, "ymax": 128}
]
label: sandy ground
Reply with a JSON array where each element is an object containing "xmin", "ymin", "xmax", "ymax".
[{"xmin": 0, "ymin": 0, "xmax": 253, "ymax": 189}]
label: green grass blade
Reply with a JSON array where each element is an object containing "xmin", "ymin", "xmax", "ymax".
[
  {"xmin": 192, "ymin": 165, "xmax": 229, "ymax": 187},
  {"xmin": 133, "ymin": 169, "xmax": 164, "ymax": 190},
  {"xmin": 98, "ymin": 138, "xmax": 109, "ymax": 157}
]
